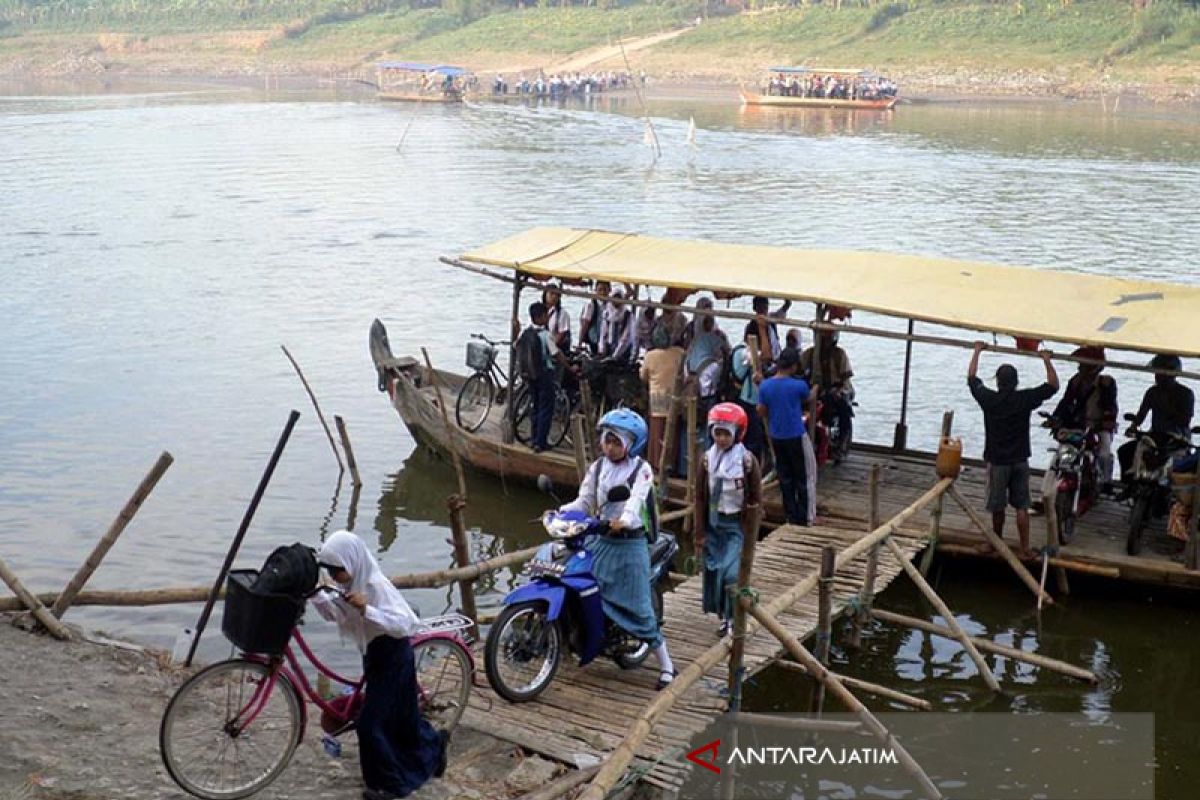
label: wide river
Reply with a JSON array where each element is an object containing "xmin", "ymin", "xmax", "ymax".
[{"xmin": 2, "ymin": 79, "xmax": 1198, "ymax": 797}]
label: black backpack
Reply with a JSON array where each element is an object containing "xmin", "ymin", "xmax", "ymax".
[
  {"xmin": 515, "ymin": 326, "xmax": 545, "ymax": 381},
  {"xmin": 251, "ymin": 543, "xmax": 319, "ymax": 599}
]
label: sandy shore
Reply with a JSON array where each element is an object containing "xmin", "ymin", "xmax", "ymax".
[{"xmin": 0, "ymin": 616, "xmax": 594, "ymax": 800}]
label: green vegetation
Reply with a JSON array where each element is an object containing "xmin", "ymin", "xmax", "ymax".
[{"xmin": 1, "ymin": 0, "xmax": 1197, "ymax": 85}]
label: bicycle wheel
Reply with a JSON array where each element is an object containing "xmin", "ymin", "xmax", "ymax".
[
  {"xmin": 547, "ymin": 389, "xmax": 572, "ymax": 449},
  {"xmin": 513, "ymin": 385, "xmax": 533, "ymax": 446},
  {"xmin": 160, "ymin": 659, "xmax": 302, "ymax": 800},
  {"xmin": 413, "ymin": 637, "xmax": 472, "ymax": 734},
  {"xmin": 455, "ymin": 373, "xmax": 494, "ymax": 432}
]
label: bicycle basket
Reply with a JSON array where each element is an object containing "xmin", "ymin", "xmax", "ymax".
[
  {"xmin": 221, "ymin": 570, "xmax": 303, "ymax": 655},
  {"xmin": 466, "ymin": 341, "xmax": 496, "ymax": 372}
]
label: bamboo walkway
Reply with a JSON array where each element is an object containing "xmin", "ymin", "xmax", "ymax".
[{"xmin": 459, "ymin": 517, "xmax": 932, "ymax": 792}]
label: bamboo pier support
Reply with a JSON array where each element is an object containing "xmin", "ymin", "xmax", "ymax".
[
  {"xmin": 576, "ymin": 477, "xmax": 954, "ymax": 800},
  {"xmin": 281, "ymin": 345, "xmax": 344, "ymax": 472},
  {"xmin": 935, "ymin": 543, "xmax": 1118, "ymax": 578},
  {"xmin": 885, "ymin": 537, "xmax": 1001, "ymax": 692},
  {"xmin": 773, "ymin": 659, "xmax": 932, "ymax": 710},
  {"xmin": 946, "ymin": 485, "xmax": 1053, "ymax": 606},
  {"xmin": 50, "ymin": 451, "xmax": 174, "ymax": 619},
  {"xmin": 683, "ymin": 395, "xmax": 698, "ymax": 535},
  {"xmin": 871, "ymin": 609, "xmax": 1097, "ymax": 683},
  {"xmin": 333, "ymin": 415, "xmax": 362, "ymax": 488},
  {"xmin": 809, "ymin": 546, "xmax": 835, "ymax": 713},
  {"xmin": 850, "ymin": 464, "xmax": 883, "ymax": 649},
  {"xmin": 446, "ymin": 495, "xmax": 479, "ymax": 637},
  {"xmin": 578, "ymin": 383, "xmax": 597, "ymax": 461},
  {"xmin": 919, "ymin": 411, "xmax": 953, "ymax": 576},
  {"xmin": 421, "ymin": 348, "xmax": 468, "ymax": 499},
  {"xmin": 511, "ymin": 766, "xmax": 600, "ymax": 800},
  {"xmin": 0, "ymin": 556, "xmax": 72, "ymax": 640},
  {"xmin": 0, "ymin": 545, "xmax": 545, "ymax": 613},
  {"xmin": 748, "ymin": 603, "xmax": 944, "ymax": 800},
  {"xmin": 570, "ymin": 413, "xmax": 588, "ymax": 482},
  {"xmin": 657, "ymin": 393, "xmax": 680, "ymax": 480},
  {"xmin": 1044, "ymin": 493, "xmax": 1070, "ymax": 594},
  {"xmin": 729, "ymin": 711, "xmax": 865, "ymax": 734},
  {"xmin": 727, "ymin": 502, "xmax": 762, "ymax": 711}
]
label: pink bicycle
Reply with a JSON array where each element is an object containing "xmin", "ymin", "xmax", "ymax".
[{"xmin": 160, "ymin": 570, "xmax": 474, "ymax": 800}]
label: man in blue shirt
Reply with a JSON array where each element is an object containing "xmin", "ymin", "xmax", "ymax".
[{"xmin": 757, "ymin": 347, "xmax": 816, "ymax": 525}]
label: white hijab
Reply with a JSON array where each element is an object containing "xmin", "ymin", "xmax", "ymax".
[{"xmin": 317, "ymin": 530, "xmax": 417, "ymax": 652}]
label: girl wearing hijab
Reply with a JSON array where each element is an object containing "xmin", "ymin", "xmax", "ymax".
[
  {"xmin": 559, "ymin": 409, "xmax": 677, "ymax": 689},
  {"xmin": 694, "ymin": 403, "xmax": 762, "ymax": 637},
  {"xmin": 313, "ymin": 531, "xmax": 447, "ymax": 800}
]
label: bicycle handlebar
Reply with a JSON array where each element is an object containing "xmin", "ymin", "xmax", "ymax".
[{"xmin": 471, "ymin": 332, "xmax": 510, "ymax": 347}]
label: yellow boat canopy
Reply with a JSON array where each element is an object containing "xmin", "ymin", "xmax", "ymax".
[{"xmin": 459, "ymin": 227, "xmax": 1200, "ymax": 358}]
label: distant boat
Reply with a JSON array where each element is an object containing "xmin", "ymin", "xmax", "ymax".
[
  {"xmin": 741, "ymin": 66, "xmax": 898, "ymax": 110},
  {"xmin": 376, "ymin": 61, "xmax": 473, "ymax": 103}
]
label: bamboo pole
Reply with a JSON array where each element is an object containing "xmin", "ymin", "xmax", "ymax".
[
  {"xmin": 893, "ymin": 319, "xmax": 914, "ymax": 450},
  {"xmin": 871, "ymin": 609, "xmax": 1097, "ymax": 682},
  {"xmin": 576, "ymin": 478, "xmax": 954, "ymax": 800},
  {"xmin": 684, "ymin": 395, "xmax": 698, "ymax": 535},
  {"xmin": 946, "ymin": 485, "xmax": 1053, "ymax": 606},
  {"xmin": 884, "ymin": 537, "xmax": 1001, "ymax": 692},
  {"xmin": 446, "ymin": 495, "xmax": 479, "ymax": 638},
  {"xmin": 1045, "ymin": 493, "xmax": 1070, "ymax": 594},
  {"xmin": 441, "ymin": 257, "xmax": 1200, "ymax": 382},
  {"xmin": 0, "ymin": 544, "xmax": 547, "ymax": 614},
  {"xmin": 421, "ymin": 348, "xmax": 468, "ymax": 499},
  {"xmin": 850, "ymin": 463, "xmax": 883, "ymax": 649},
  {"xmin": 748, "ymin": 603, "xmax": 943, "ymax": 800},
  {"xmin": 727, "ymin": 501, "xmax": 762, "ymax": 711},
  {"xmin": 729, "ymin": 711, "xmax": 865, "ymax": 733},
  {"xmin": 333, "ymin": 416, "xmax": 362, "ymax": 488},
  {"xmin": 809, "ymin": 546, "xmax": 835, "ymax": 713},
  {"xmin": 503, "ymin": 273, "xmax": 524, "ymax": 444},
  {"xmin": 50, "ymin": 451, "xmax": 174, "ymax": 619},
  {"xmin": 1186, "ymin": 469, "xmax": 1200, "ymax": 570},
  {"xmin": 772, "ymin": 659, "xmax": 932, "ymax": 710},
  {"xmin": 511, "ymin": 766, "xmax": 600, "ymax": 800},
  {"xmin": 919, "ymin": 411, "xmax": 953, "ymax": 576},
  {"xmin": 571, "ymin": 413, "xmax": 589, "ymax": 482},
  {"xmin": 578, "ymin": 382, "xmax": 597, "ymax": 461},
  {"xmin": 0, "ymin": 555, "xmax": 72, "ymax": 640},
  {"xmin": 934, "ymin": 543, "xmax": 1118, "ymax": 578},
  {"xmin": 281, "ymin": 345, "xmax": 343, "ymax": 472},
  {"xmin": 656, "ymin": 393, "xmax": 679, "ymax": 480}
]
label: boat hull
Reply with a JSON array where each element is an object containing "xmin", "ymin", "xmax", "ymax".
[
  {"xmin": 378, "ymin": 92, "xmax": 463, "ymax": 103},
  {"xmin": 739, "ymin": 89, "xmax": 897, "ymax": 110}
]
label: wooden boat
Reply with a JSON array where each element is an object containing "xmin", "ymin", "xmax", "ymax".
[
  {"xmin": 376, "ymin": 61, "xmax": 472, "ymax": 104},
  {"xmin": 742, "ymin": 66, "xmax": 898, "ymax": 110}
]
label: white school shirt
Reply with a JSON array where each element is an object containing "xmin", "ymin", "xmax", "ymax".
[{"xmin": 561, "ymin": 457, "xmax": 654, "ymax": 530}]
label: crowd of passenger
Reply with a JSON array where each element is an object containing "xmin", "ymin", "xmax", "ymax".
[
  {"xmin": 492, "ymin": 70, "xmax": 643, "ymax": 98},
  {"xmin": 763, "ymin": 73, "xmax": 898, "ymax": 100}
]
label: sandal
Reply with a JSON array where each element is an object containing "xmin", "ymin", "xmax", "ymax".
[{"xmin": 656, "ymin": 669, "xmax": 678, "ymax": 691}]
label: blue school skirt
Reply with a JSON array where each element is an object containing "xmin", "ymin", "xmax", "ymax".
[
  {"xmin": 702, "ymin": 511, "xmax": 744, "ymax": 620},
  {"xmin": 590, "ymin": 533, "xmax": 662, "ymax": 648}
]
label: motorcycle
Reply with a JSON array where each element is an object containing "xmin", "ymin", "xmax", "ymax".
[
  {"xmin": 1124, "ymin": 415, "xmax": 1200, "ymax": 555},
  {"xmin": 1040, "ymin": 412, "xmax": 1102, "ymax": 544},
  {"xmin": 809, "ymin": 387, "xmax": 856, "ymax": 467},
  {"xmin": 484, "ymin": 476, "xmax": 678, "ymax": 704}
]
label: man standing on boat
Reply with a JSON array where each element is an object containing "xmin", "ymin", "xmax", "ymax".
[{"xmin": 968, "ymin": 342, "xmax": 1059, "ymax": 561}]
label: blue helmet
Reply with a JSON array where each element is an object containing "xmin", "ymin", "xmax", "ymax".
[{"xmin": 597, "ymin": 408, "xmax": 648, "ymax": 459}]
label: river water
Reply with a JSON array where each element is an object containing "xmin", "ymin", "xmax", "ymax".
[{"xmin": 2, "ymin": 79, "xmax": 1198, "ymax": 797}]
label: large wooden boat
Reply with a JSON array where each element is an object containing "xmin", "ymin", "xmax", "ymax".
[
  {"xmin": 376, "ymin": 61, "xmax": 471, "ymax": 104},
  {"xmin": 742, "ymin": 66, "xmax": 898, "ymax": 110}
]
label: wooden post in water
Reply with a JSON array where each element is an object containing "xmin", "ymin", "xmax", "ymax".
[
  {"xmin": 849, "ymin": 463, "xmax": 883, "ymax": 650},
  {"xmin": 281, "ymin": 345, "xmax": 344, "ymax": 473},
  {"xmin": 0, "ymin": 555, "xmax": 72, "ymax": 640},
  {"xmin": 1044, "ymin": 491, "xmax": 1070, "ymax": 595},
  {"xmin": 446, "ymin": 495, "xmax": 479, "ymax": 638},
  {"xmin": 503, "ymin": 273, "xmax": 525, "ymax": 444},
  {"xmin": 334, "ymin": 416, "xmax": 362, "ymax": 488},
  {"xmin": 893, "ymin": 319, "xmax": 914, "ymax": 451},
  {"xmin": 51, "ymin": 451, "xmax": 174, "ymax": 619},
  {"xmin": 885, "ymin": 537, "xmax": 1001, "ymax": 692},
  {"xmin": 919, "ymin": 410, "xmax": 954, "ymax": 576},
  {"xmin": 571, "ymin": 413, "xmax": 589, "ymax": 482},
  {"xmin": 684, "ymin": 395, "xmax": 698, "ymax": 535},
  {"xmin": 726, "ymin": 501, "xmax": 762, "ymax": 711},
  {"xmin": 809, "ymin": 545, "xmax": 836, "ymax": 713}
]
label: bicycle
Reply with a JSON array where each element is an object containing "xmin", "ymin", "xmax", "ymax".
[
  {"xmin": 455, "ymin": 333, "xmax": 511, "ymax": 432},
  {"xmin": 160, "ymin": 572, "xmax": 474, "ymax": 800}
]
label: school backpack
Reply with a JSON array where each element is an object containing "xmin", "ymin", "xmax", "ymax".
[
  {"xmin": 514, "ymin": 326, "xmax": 545, "ymax": 381},
  {"xmin": 251, "ymin": 543, "xmax": 319, "ymax": 599}
]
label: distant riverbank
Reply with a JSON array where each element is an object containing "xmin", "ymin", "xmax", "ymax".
[{"xmin": 2, "ymin": 2, "xmax": 1198, "ymax": 105}]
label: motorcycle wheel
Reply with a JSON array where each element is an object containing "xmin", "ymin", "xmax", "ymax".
[
  {"xmin": 1127, "ymin": 494, "xmax": 1150, "ymax": 556},
  {"xmin": 613, "ymin": 640, "xmax": 651, "ymax": 670},
  {"xmin": 485, "ymin": 601, "xmax": 562, "ymax": 704},
  {"xmin": 1055, "ymin": 491, "xmax": 1076, "ymax": 545}
]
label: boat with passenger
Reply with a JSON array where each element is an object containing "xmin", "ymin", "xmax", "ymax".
[
  {"xmin": 376, "ymin": 62, "xmax": 475, "ymax": 103},
  {"xmin": 370, "ymin": 227, "xmax": 1200, "ymax": 589},
  {"xmin": 740, "ymin": 67, "xmax": 899, "ymax": 110}
]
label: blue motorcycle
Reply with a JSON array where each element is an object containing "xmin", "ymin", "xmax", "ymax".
[{"xmin": 484, "ymin": 476, "xmax": 678, "ymax": 703}]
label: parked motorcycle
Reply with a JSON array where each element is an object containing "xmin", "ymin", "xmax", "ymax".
[
  {"xmin": 484, "ymin": 476, "xmax": 678, "ymax": 703},
  {"xmin": 1040, "ymin": 412, "xmax": 1102, "ymax": 544},
  {"xmin": 1124, "ymin": 415, "xmax": 1200, "ymax": 555},
  {"xmin": 809, "ymin": 387, "xmax": 856, "ymax": 467}
]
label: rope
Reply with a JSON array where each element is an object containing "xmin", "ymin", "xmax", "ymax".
[{"xmin": 606, "ymin": 746, "xmax": 686, "ymax": 799}]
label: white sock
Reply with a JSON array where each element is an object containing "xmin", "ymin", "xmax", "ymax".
[{"xmin": 654, "ymin": 642, "xmax": 675, "ymax": 675}]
